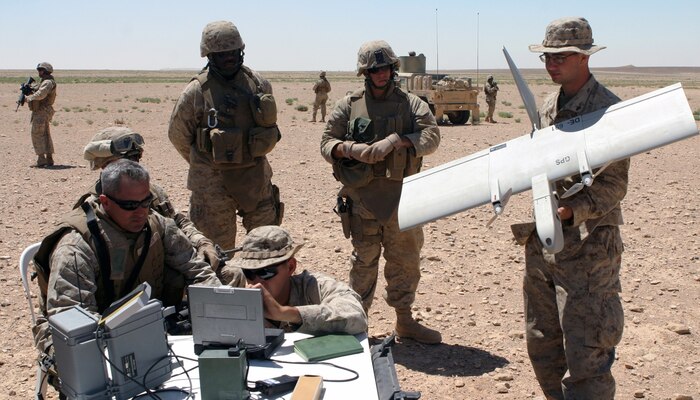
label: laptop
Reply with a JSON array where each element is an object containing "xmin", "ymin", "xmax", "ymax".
[{"xmin": 187, "ymin": 285, "xmax": 284, "ymax": 359}]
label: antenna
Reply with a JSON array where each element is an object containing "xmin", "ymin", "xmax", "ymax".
[
  {"xmin": 476, "ymin": 12, "xmax": 480, "ymax": 88},
  {"xmin": 435, "ymin": 8, "xmax": 439, "ymax": 75}
]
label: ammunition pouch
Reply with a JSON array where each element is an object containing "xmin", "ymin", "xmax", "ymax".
[
  {"xmin": 349, "ymin": 117, "xmax": 375, "ymax": 143},
  {"xmin": 196, "ymin": 125, "xmax": 247, "ymax": 164},
  {"xmin": 250, "ymin": 93, "xmax": 278, "ymax": 128},
  {"xmin": 332, "ymin": 159, "xmax": 373, "ymax": 189},
  {"xmin": 248, "ymin": 126, "xmax": 280, "ymax": 158}
]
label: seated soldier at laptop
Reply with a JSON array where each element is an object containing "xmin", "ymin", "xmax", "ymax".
[
  {"xmin": 222, "ymin": 226, "xmax": 367, "ymax": 335},
  {"xmin": 33, "ymin": 159, "xmax": 221, "ymax": 358}
]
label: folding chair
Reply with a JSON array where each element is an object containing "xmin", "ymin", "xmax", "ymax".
[
  {"xmin": 18, "ymin": 242, "xmax": 48, "ymax": 399},
  {"xmin": 19, "ymin": 242, "xmax": 41, "ymax": 325}
]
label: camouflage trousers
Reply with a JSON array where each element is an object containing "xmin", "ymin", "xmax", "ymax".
[
  {"xmin": 523, "ymin": 225, "xmax": 624, "ymax": 400},
  {"xmin": 31, "ymin": 110, "xmax": 55, "ymax": 155},
  {"xmin": 312, "ymin": 93, "xmax": 329, "ymax": 121},
  {"xmin": 486, "ymin": 100, "xmax": 496, "ymax": 120},
  {"xmin": 188, "ymin": 164, "xmax": 280, "ymax": 250},
  {"xmin": 345, "ymin": 198, "xmax": 423, "ymax": 312}
]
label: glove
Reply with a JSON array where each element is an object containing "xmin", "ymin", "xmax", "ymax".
[
  {"xmin": 360, "ymin": 133, "xmax": 402, "ymax": 164},
  {"xmin": 197, "ymin": 242, "xmax": 220, "ymax": 272},
  {"xmin": 338, "ymin": 141, "xmax": 374, "ymax": 163}
]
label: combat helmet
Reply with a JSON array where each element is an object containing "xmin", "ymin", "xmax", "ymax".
[
  {"xmin": 320, "ymin": 71, "xmax": 326, "ymax": 78},
  {"xmin": 83, "ymin": 127, "xmax": 145, "ymax": 170},
  {"xmin": 36, "ymin": 62, "xmax": 53, "ymax": 74},
  {"xmin": 356, "ymin": 40, "xmax": 400, "ymax": 77},
  {"xmin": 200, "ymin": 20, "xmax": 245, "ymax": 57}
]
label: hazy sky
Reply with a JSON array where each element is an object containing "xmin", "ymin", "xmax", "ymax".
[{"xmin": 3, "ymin": 0, "xmax": 698, "ymax": 71}]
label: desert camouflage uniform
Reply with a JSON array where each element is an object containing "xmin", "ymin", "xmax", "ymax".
[
  {"xmin": 512, "ymin": 75, "xmax": 628, "ymax": 399},
  {"xmin": 26, "ymin": 75, "xmax": 57, "ymax": 156},
  {"xmin": 320, "ymin": 81, "xmax": 440, "ymax": 312},
  {"xmin": 312, "ymin": 76, "xmax": 331, "ymax": 122},
  {"xmin": 484, "ymin": 78, "xmax": 499, "ymax": 121},
  {"xmin": 74, "ymin": 180, "xmax": 215, "ymax": 255},
  {"xmin": 227, "ymin": 268, "xmax": 367, "ymax": 335},
  {"xmin": 33, "ymin": 199, "xmax": 220, "ymax": 353},
  {"xmin": 168, "ymin": 68, "xmax": 280, "ymax": 250}
]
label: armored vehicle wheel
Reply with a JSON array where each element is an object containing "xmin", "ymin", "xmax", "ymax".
[{"xmin": 447, "ymin": 111, "xmax": 470, "ymax": 125}]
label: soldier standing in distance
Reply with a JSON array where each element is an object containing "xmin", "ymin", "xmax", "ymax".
[
  {"xmin": 511, "ymin": 17, "xmax": 629, "ymax": 399},
  {"xmin": 320, "ymin": 40, "xmax": 442, "ymax": 344},
  {"xmin": 484, "ymin": 75, "xmax": 499, "ymax": 123},
  {"xmin": 25, "ymin": 62, "xmax": 57, "ymax": 167},
  {"xmin": 168, "ymin": 20, "xmax": 283, "ymax": 264},
  {"xmin": 311, "ymin": 71, "xmax": 331, "ymax": 122}
]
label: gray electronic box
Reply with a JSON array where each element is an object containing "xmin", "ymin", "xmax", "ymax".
[
  {"xmin": 103, "ymin": 298, "xmax": 173, "ymax": 399},
  {"xmin": 49, "ymin": 306, "xmax": 109, "ymax": 399},
  {"xmin": 49, "ymin": 300, "xmax": 173, "ymax": 400}
]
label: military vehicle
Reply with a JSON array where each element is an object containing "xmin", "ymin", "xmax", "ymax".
[{"xmin": 396, "ymin": 52, "xmax": 480, "ymax": 125}]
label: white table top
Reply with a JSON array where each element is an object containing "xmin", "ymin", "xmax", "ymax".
[{"xmin": 154, "ymin": 333, "xmax": 379, "ymax": 399}]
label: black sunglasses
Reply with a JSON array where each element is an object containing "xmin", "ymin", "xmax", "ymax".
[
  {"xmin": 105, "ymin": 193, "xmax": 154, "ymax": 211},
  {"xmin": 242, "ymin": 261, "xmax": 285, "ymax": 281}
]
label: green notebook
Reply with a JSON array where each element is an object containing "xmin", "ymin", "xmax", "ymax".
[{"xmin": 294, "ymin": 334, "xmax": 363, "ymax": 362}]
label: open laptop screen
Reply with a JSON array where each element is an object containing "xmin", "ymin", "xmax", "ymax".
[{"xmin": 188, "ymin": 285, "xmax": 266, "ymax": 348}]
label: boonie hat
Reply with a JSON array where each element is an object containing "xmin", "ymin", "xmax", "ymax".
[
  {"xmin": 232, "ymin": 226, "xmax": 304, "ymax": 270},
  {"xmin": 529, "ymin": 17, "xmax": 605, "ymax": 55}
]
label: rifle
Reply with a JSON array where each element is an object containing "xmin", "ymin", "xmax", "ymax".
[{"xmin": 15, "ymin": 76, "xmax": 35, "ymax": 112}]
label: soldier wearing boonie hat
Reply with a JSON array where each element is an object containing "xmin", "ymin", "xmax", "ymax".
[
  {"xmin": 513, "ymin": 17, "xmax": 629, "ymax": 400},
  {"xmin": 224, "ymin": 226, "xmax": 367, "ymax": 335}
]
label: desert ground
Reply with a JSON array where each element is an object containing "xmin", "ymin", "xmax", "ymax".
[{"xmin": 0, "ymin": 67, "xmax": 698, "ymax": 399}]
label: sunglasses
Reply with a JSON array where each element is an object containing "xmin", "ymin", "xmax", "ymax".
[
  {"xmin": 242, "ymin": 261, "xmax": 286, "ymax": 281},
  {"xmin": 539, "ymin": 53, "xmax": 578, "ymax": 65},
  {"xmin": 112, "ymin": 133, "xmax": 145, "ymax": 154},
  {"xmin": 105, "ymin": 193, "xmax": 154, "ymax": 211},
  {"xmin": 367, "ymin": 65, "xmax": 391, "ymax": 74}
]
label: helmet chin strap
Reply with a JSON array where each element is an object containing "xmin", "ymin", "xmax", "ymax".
[
  {"xmin": 365, "ymin": 65, "xmax": 396, "ymax": 91},
  {"xmin": 208, "ymin": 50, "xmax": 245, "ymax": 79}
]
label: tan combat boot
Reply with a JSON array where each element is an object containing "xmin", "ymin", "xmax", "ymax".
[
  {"xmin": 46, "ymin": 154, "xmax": 54, "ymax": 166},
  {"xmin": 394, "ymin": 308, "xmax": 442, "ymax": 344},
  {"xmin": 36, "ymin": 154, "xmax": 47, "ymax": 167}
]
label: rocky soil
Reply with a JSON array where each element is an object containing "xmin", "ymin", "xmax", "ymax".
[{"xmin": 0, "ymin": 69, "xmax": 698, "ymax": 399}]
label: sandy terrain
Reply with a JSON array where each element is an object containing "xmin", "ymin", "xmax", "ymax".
[{"xmin": 0, "ymin": 68, "xmax": 698, "ymax": 399}]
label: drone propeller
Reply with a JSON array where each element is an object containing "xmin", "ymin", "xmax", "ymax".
[
  {"xmin": 561, "ymin": 162, "xmax": 612, "ymax": 199},
  {"xmin": 486, "ymin": 188, "xmax": 512, "ymax": 227}
]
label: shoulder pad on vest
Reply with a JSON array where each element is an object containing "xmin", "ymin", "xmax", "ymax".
[
  {"xmin": 349, "ymin": 88, "xmax": 365, "ymax": 101},
  {"xmin": 33, "ymin": 207, "xmax": 91, "ymax": 287}
]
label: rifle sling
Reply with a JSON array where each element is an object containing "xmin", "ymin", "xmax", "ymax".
[{"xmin": 81, "ymin": 202, "xmax": 115, "ymax": 308}]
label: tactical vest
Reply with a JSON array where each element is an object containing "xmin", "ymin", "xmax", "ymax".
[
  {"xmin": 34, "ymin": 204, "xmax": 171, "ymax": 314},
  {"xmin": 193, "ymin": 66, "xmax": 279, "ymax": 168},
  {"xmin": 334, "ymin": 85, "xmax": 422, "ymax": 188},
  {"xmin": 29, "ymin": 77, "xmax": 56, "ymax": 112}
]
